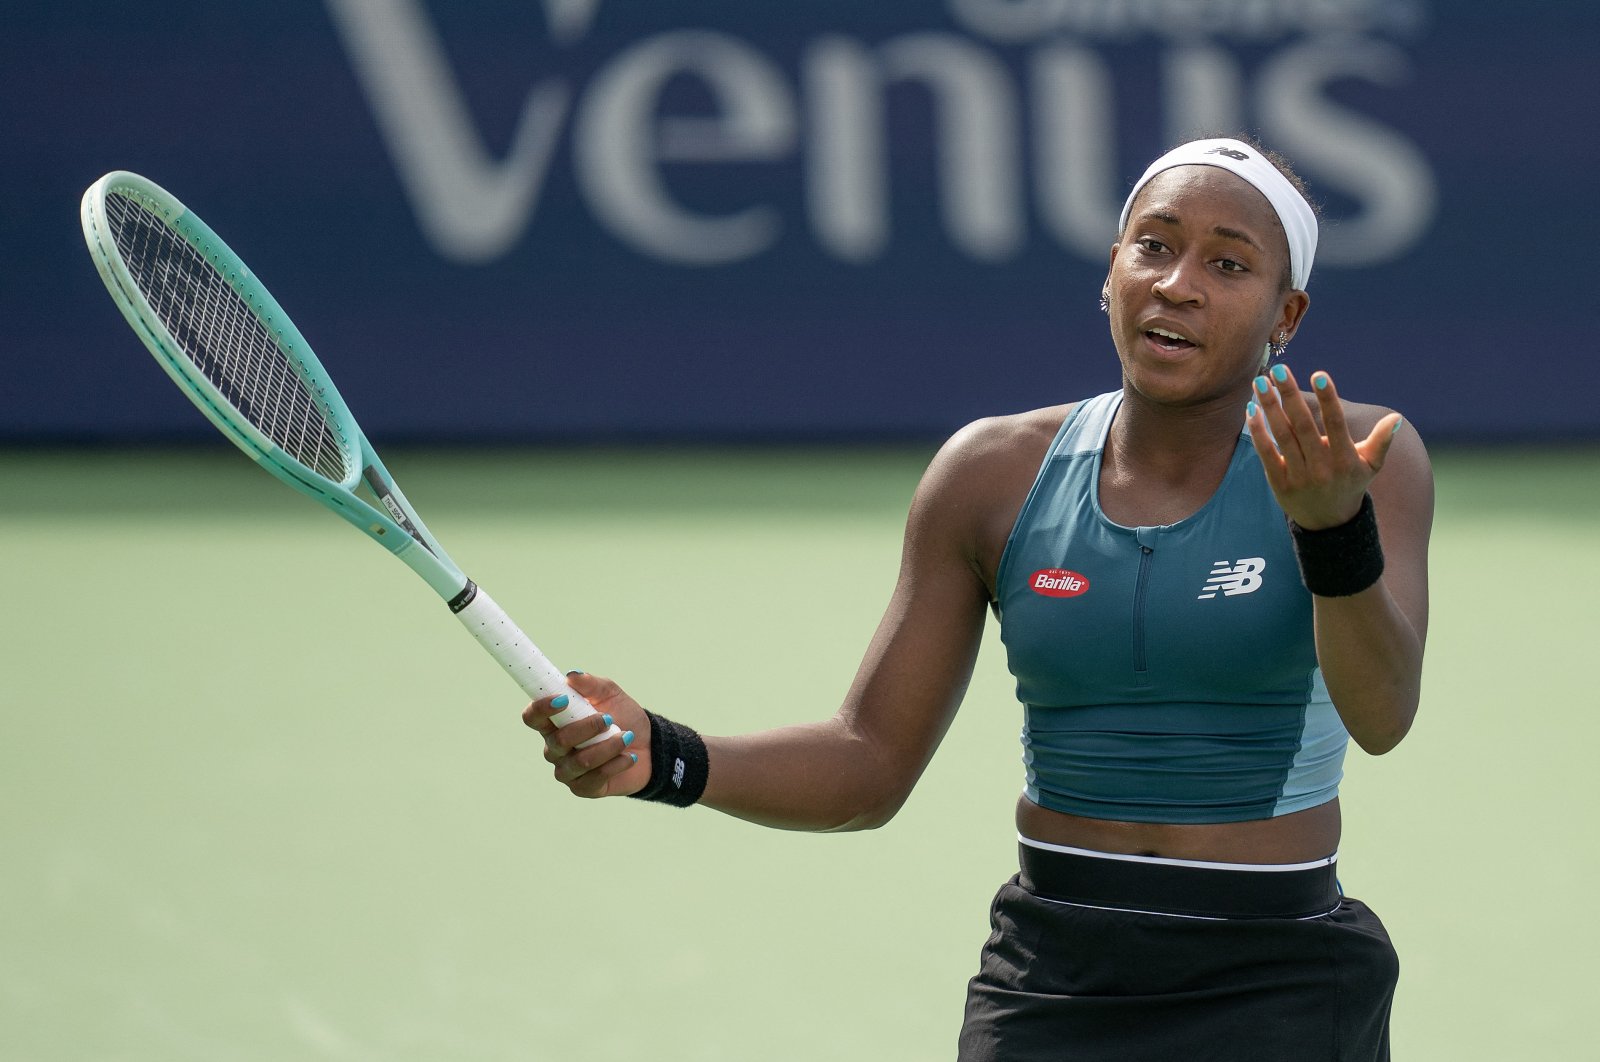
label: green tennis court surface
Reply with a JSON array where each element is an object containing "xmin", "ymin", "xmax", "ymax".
[{"xmin": 3, "ymin": 446, "xmax": 1596, "ymax": 1060}]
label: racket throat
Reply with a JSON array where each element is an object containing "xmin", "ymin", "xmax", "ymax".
[{"xmin": 361, "ymin": 464, "xmax": 433, "ymax": 553}]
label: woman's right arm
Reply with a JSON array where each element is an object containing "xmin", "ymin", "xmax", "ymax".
[{"xmin": 523, "ymin": 421, "xmax": 1010, "ymax": 832}]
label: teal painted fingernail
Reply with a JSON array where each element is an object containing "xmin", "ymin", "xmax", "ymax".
[
  {"xmin": 1271, "ymin": 363, "xmax": 1288, "ymax": 382},
  {"xmin": 602, "ymin": 714, "xmax": 613, "ymax": 727},
  {"xmin": 623, "ymin": 730, "xmax": 635, "ymax": 747},
  {"xmin": 1246, "ymin": 400, "xmax": 1259, "ymax": 418},
  {"xmin": 1313, "ymin": 373, "xmax": 1329, "ymax": 390},
  {"xmin": 1392, "ymin": 417, "xmax": 1404, "ymax": 435},
  {"xmin": 567, "ymin": 669, "xmax": 586, "ymax": 676},
  {"xmin": 630, "ymin": 753, "xmax": 638, "ymax": 764},
  {"xmin": 1254, "ymin": 376, "xmax": 1270, "ymax": 394},
  {"xmin": 551, "ymin": 694, "xmax": 568, "ymax": 709}
]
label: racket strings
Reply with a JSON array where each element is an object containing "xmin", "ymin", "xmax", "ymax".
[{"xmin": 104, "ymin": 192, "xmax": 351, "ymax": 484}]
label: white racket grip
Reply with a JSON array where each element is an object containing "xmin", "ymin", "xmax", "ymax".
[{"xmin": 453, "ymin": 586, "xmax": 623, "ymax": 749}]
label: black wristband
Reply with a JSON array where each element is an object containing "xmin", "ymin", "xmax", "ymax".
[
  {"xmin": 627, "ymin": 710, "xmax": 708, "ymax": 807},
  {"xmin": 1288, "ymin": 492, "xmax": 1385, "ymax": 597}
]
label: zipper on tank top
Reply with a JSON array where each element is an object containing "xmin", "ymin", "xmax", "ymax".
[{"xmin": 1132, "ymin": 529, "xmax": 1156, "ymax": 686}]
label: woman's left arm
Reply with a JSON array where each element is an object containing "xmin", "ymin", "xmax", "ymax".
[{"xmin": 1248, "ymin": 366, "xmax": 1434, "ymax": 754}]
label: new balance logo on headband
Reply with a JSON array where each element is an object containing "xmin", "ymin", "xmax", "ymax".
[{"xmin": 1198, "ymin": 558, "xmax": 1266, "ymax": 599}]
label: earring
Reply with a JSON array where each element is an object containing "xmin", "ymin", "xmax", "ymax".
[
  {"xmin": 1099, "ymin": 288, "xmax": 1110, "ymax": 314},
  {"xmin": 1268, "ymin": 330, "xmax": 1288, "ymax": 361}
]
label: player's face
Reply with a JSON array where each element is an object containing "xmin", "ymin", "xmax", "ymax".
[{"xmin": 1105, "ymin": 165, "xmax": 1309, "ymax": 409}]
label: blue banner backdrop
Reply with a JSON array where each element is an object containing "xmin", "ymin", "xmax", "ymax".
[{"xmin": 3, "ymin": 2, "xmax": 1595, "ymax": 443}]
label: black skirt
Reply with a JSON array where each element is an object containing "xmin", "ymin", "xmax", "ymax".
[{"xmin": 958, "ymin": 842, "xmax": 1398, "ymax": 1061}]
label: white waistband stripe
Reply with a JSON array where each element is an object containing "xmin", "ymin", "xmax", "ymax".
[
  {"xmin": 1030, "ymin": 893, "xmax": 1344, "ymax": 922},
  {"xmin": 1019, "ymin": 834, "xmax": 1338, "ymax": 873}
]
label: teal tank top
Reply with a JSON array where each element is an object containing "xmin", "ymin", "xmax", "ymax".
[{"xmin": 995, "ymin": 391, "xmax": 1348, "ymax": 824}]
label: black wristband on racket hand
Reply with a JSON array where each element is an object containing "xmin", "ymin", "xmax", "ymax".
[
  {"xmin": 1288, "ymin": 492, "xmax": 1385, "ymax": 597},
  {"xmin": 627, "ymin": 711, "xmax": 708, "ymax": 808}
]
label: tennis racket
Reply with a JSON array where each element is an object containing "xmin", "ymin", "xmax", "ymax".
[{"xmin": 80, "ymin": 171, "xmax": 620, "ymax": 748}]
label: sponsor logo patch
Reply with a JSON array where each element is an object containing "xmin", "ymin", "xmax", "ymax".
[
  {"xmin": 1197, "ymin": 557, "xmax": 1266, "ymax": 599},
  {"xmin": 1030, "ymin": 568, "xmax": 1090, "ymax": 598}
]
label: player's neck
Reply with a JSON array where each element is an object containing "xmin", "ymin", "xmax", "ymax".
[
  {"xmin": 1097, "ymin": 389, "xmax": 1248, "ymax": 527},
  {"xmin": 1108, "ymin": 388, "xmax": 1246, "ymax": 489}
]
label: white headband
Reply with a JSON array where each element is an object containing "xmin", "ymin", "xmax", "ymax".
[{"xmin": 1117, "ymin": 138, "xmax": 1318, "ymax": 290}]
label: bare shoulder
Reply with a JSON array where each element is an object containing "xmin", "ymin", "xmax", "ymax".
[
  {"xmin": 1337, "ymin": 396, "xmax": 1432, "ymax": 480},
  {"xmin": 1334, "ymin": 396, "xmax": 1403, "ymax": 437},
  {"xmin": 907, "ymin": 404, "xmax": 1077, "ymax": 592},
  {"xmin": 1326, "ymin": 394, "xmax": 1435, "ymax": 540},
  {"xmin": 919, "ymin": 404, "xmax": 1075, "ymax": 504}
]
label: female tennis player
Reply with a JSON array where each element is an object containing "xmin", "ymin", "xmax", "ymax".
[{"xmin": 524, "ymin": 136, "xmax": 1431, "ymax": 1061}]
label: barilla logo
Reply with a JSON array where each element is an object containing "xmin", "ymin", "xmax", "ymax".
[{"xmin": 1030, "ymin": 569, "xmax": 1090, "ymax": 598}]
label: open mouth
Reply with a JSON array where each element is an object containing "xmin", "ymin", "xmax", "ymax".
[{"xmin": 1144, "ymin": 327, "xmax": 1196, "ymax": 352}]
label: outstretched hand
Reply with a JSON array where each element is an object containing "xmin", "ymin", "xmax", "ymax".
[
  {"xmin": 523, "ymin": 672, "xmax": 653, "ymax": 798},
  {"xmin": 1245, "ymin": 365, "xmax": 1402, "ymax": 530}
]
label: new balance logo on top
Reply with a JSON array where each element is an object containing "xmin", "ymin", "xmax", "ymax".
[
  {"xmin": 671, "ymin": 757, "xmax": 686, "ymax": 789},
  {"xmin": 1198, "ymin": 558, "xmax": 1266, "ymax": 599}
]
